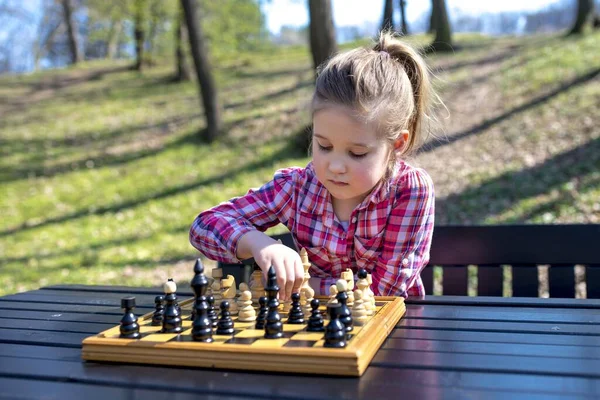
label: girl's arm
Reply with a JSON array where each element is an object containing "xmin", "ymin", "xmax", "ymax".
[
  {"xmin": 372, "ymin": 168, "xmax": 435, "ymax": 298},
  {"xmin": 189, "ymin": 167, "xmax": 302, "ymax": 264}
]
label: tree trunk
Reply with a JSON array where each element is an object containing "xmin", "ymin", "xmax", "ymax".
[
  {"xmin": 430, "ymin": 0, "xmax": 452, "ymax": 52},
  {"xmin": 175, "ymin": 4, "xmax": 192, "ymax": 81},
  {"xmin": 180, "ymin": 0, "xmax": 223, "ymax": 142},
  {"xmin": 428, "ymin": 0, "xmax": 437, "ymax": 34},
  {"xmin": 61, "ymin": 0, "xmax": 81, "ymax": 65},
  {"xmin": 133, "ymin": 0, "xmax": 146, "ymax": 71},
  {"xmin": 399, "ymin": 0, "xmax": 409, "ymax": 35},
  {"xmin": 568, "ymin": 0, "xmax": 593, "ymax": 35},
  {"xmin": 308, "ymin": 0, "xmax": 338, "ymax": 73},
  {"xmin": 381, "ymin": 0, "xmax": 394, "ymax": 32},
  {"xmin": 106, "ymin": 20, "xmax": 122, "ymax": 59}
]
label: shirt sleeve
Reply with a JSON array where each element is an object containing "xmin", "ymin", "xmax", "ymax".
[
  {"xmin": 189, "ymin": 167, "xmax": 302, "ymax": 263},
  {"xmin": 371, "ymin": 168, "xmax": 435, "ymax": 298}
]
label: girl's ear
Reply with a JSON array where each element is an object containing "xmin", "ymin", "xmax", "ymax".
[{"xmin": 393, "ymin": 130, "xmax": 410, "ymax": 152}]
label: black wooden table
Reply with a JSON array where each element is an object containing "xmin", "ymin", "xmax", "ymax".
[{"xmin": 1, "ymin": 285, "xmax": 599, "ymax": 399}]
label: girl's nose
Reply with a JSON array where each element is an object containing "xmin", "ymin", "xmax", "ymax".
[{"xmin": 328, "ymin": 158, "xmax": 346, "ymax": 174}]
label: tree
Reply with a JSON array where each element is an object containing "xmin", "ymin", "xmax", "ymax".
[
  {"xmin": 61, "ymin": 0, "xmax": 81, "ymax": 64},
  {"xmin": 308, "ymin": 0, "xmax": 338, "ymax": 73},
  {"xmin": 133, "ymin": 0, "xmax": 147, "ymax": 70},
  {"xmin": 180, "ymin": 0, "xmax": 223, "ymax": 142},
  {"xmin": 399, "ymin": 0, "xmax": 409, "ymax": 35},
  {"xmin": 430, "ymin": 0, "xmax": 452, "ymax": 52},
  {"xmin": 568, "ymin": 0, "xmax": 594, "ymax": 35},
  {"xmin": 381, "ymin": 0, "xmax": 394, "ymax": 32},
  {"xmin": 174, "ymin": 2, "xmax": 191, "ymax": 81}
]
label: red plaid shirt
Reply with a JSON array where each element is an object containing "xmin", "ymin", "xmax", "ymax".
[{"xmin": 189, "ymin": 161, "xmax": 434, "ymax": 298}]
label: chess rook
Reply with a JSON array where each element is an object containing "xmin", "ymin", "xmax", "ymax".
[{"xmin": 119, "ymin": 296, "xmax": 140, "ymax": 339}]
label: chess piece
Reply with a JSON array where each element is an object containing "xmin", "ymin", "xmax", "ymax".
[
  {"xmin": 328, "ymin": 284, "xmax": 338, "ymax": 305},
  {"xmin": 237, "ymin": 290, "xmax": 257, "ymax": 322},
  {"xmin": 367, "ymin": 273, "xmax": 376, "ymax": 311},
  {"xmin": 299, "ymin": 248, "xmax": 315, "ymax": 317},
  {"xmin": 211, "ymin": 280, "xmax": 222, "ymax": 308},
  {"xmin": 216, "ymin": 301, "xmax": 235, "ymax": 335},
  {"xmin": 357, "ymin": 269, "xmax": 374, "ymax": 316},
  {"xmin": 324, "ymin": 303, "xmax": 346, "ymax": 348},
  {"xmin": 264, "ymin": 266, "xmax": 283, "ymax": 339},
  {"xmin": 221, "ymin": 274, "xmax": 238, "ymax": 315},
  {"xmin": 287, "ymin": 292, "xmax": 304, "ymax": 324},
  {"xmin": 255, "ymin": 296, "xmax": 268, "ymax": 329},
  {"xmin": 162, "ymin": 279, "xmax": 182, "ymax": 334},
  {"xmin": 151, "ymin": 295, "xmax": 164, "ymax": 326},
  {"xmin": 342, "ymin": 269, "xmax": 354, "ymax": 307},
  {"xmin": 352, "ymin": 289, "xmax": 368, "ymax": 326},
  {"xmin": 190, "ymin": 259, "xmax": 213, "ymax": 342},
  {"xmin": 335, "ymin": 279, "xmax": 353, "ymax": 333},
  {"xmin": 249, "ymin": 268, "xmax": 265, "ymax": 306},
  {"xmin": 306, "ymin": 298, "xmax": 324, "ymax": 332},
  {"xmin": 207, "ymin": 295, "xmax": 218, "ymax": 327},
  {"xmin": 119, "ymin": 296, "xmax": 140, "ymax": 339}
]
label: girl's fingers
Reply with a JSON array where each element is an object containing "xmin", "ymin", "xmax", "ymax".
[{"xmin": 292, "ymin": 257, "xmax": 304, "ymax": 294}]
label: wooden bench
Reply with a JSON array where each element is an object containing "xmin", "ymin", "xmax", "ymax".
[{"xmin": 218, "ymin": 224, "xmax": 600, "ymax": 299}]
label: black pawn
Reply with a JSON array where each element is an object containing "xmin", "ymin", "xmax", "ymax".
[
  {"xmin": 264, "ymin": 266, "xmax": 283, "ymax": 339},
  {"xmin": 324, "ymin": 304, "xmax": 346, "ymax": 348},
  {"xmin": 191, "ymin": 259, "xmax": 213, "ymax": 343},
  {"xmin": 151, "ymin": 295, "xmax": 165, "ymax": 326},
  {"xmin": 162, "ymin": 291, "xmax": 182, "ymax": 334},
  {"xmin": 216, "ymin": 301, "xmax": 235, "ymax": 335},
  {"xmin": 255, "ymin": 296, "xmax": 268, "ymax": 329},
  {"xmin": 119, "ymin": 296, "xmax": 140, "ymax": 339},
  {"xmin": 306, "ymin": 298, "xmax": 324, "ymax": 332},
  {"xmin": 207, "ymin": 295, "xmax": 218, "ymax": 328},
  {"xmin": 336, "ymin": 289, "xmax": 353, "ymax": 333},
  {"xmin": 287, "ymin": 292, "xmax": 304, "ymax": 324}
]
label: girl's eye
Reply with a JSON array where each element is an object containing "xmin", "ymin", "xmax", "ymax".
[
  {"xmin": 318, "ymin": 144, "xmax": 332, "ymax": 152},
  {"xmin": 350, "ymin": 152, "xmax": 368, "ymax": 159}
]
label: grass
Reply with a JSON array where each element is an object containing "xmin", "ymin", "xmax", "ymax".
[{"xmin": 0, "ymin": 32, "xmax": 599, "ymax": 296}]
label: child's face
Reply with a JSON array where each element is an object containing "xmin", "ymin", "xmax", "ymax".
[{"xmin": 312, "ymin": 106, "xmax": 391, "ymax": 209}]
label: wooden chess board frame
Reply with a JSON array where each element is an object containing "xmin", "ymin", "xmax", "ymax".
[{"xmin": 81, "ymin": 296, "xmax": 406, "ymax": 377}]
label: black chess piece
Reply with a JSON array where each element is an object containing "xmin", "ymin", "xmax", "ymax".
[
  {"xmin": 216, "ymin": 301, "xmax": 235, "ymax": 335},
  {"xmin": 190, "ymin": 259, "xmax": 213, "ymax": 343},
  {"xmin": 264, "ymin": 266, "xmax": 283, "ymax": 339},
  {"xmin": 162, "ymin": 281, "xmax": 183, "ymax": 334},
  {"xmin": 336, "ymin": 288, "xmax": 353, "ymax": 333},
  {"xmin": 324, "ymin": 303, "xmax": 346, "ymax": 348},
  {"xmin": 119, "ymin": 296, "xmax": 140, "ymax": 339},
  {"xmin": 151, "ymin": 295, "xmax": 165, "ymax": 326},
  {"xmin": 207, "ymin": 295, "xmax": 218, "ymax": 328},
  {"xmin": 287, "ymin": 292, "xmax": 304, "ymax": 324},
  {"xmin": 306, "ymin": 298, "xmax": 324, "ymax": 332},
  {"xmin": 255, "ymin": 296, "xmax": 268, "ymax": 329}
]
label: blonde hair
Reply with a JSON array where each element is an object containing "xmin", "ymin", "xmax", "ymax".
[{"xmin": 312, "ymin": 31, "xmax": 440, "ymax": 178}]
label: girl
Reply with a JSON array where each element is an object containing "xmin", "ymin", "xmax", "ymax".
[{"xmin": 190, "ymin": 32, "xmax": 438, "ymax": 301}]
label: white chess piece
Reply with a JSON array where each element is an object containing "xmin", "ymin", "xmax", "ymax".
[
  {"xmin": 352, "ymin": 289, "xmax": 368, "ymax": 325},
  {"xmin": 328, "ymin": 284, "xmax": 338, "ymax": 305},
  {"xmin": 356, "ymin": 274, "xmax": 373, "ymax": 315},
  {"xmin": 237, "ymin": 290, "xmax": 256, "ymax": 322}
]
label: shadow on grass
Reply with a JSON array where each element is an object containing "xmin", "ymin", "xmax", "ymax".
[
  {"xmin": 420, "ymin": 66, "xmax": 600, "ymax": 154},
  {"xmin": 436, "ymin": 136, "xmax": 600, "ymax": 224},
  {"xmin": 0, "ymin": 128, "xmax": 308, "ymax": 238}
]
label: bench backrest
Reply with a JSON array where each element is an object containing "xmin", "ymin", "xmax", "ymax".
[{"xmin": 217, "ymin": 224, "xmax": 600, "ymax": 298}]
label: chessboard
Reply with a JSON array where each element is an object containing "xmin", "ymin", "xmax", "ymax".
[{"xmin": 82, "ymin": 294, "xmax": 405, "ymax": 377}]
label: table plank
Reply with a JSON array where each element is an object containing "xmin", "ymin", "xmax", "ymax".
[
  {"xmin": 0, "ymin": 353, "xmax": 596, "ymax": 399},
  {"xmin": 407, "ymin": 296, "xmax": 600, "ymax": 309}
]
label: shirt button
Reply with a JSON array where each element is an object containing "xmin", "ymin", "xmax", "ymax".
[
  {"xmin": 402, "ymin": 258, "xmax": 409, "ymax": 266},
  {"xmin": 352, "ymin": 216, "xmax": 357, "ymax": 223}
]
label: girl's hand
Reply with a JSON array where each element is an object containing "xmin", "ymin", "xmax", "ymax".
[
  {"xmin": 251, "ymin": 241, "xmax": 303, "ymax": 301},
  {"xmin": 236, "ymin": 231, "xmax": 303, "ymax": 301}
]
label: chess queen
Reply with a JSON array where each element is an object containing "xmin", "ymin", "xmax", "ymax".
[{"xmin": 190, "ymin": 31, "xmax": 439, "ymax": 300}]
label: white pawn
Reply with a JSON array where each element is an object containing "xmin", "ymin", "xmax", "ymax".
[
  {"xmin": 352, "ymin": 289, "xmax": 368, "ymax": 325},
  {"xmin": 237, "ymin": 290, "xmax": 256, "ymax": 322},
  {"xmin": 328, "ymin": 284, "xmax": 338, "ymax": 305},
  {"xmin": 237, "ymin": 282, "xmax": 250, "ymax": 310},
  {"xmin": 342, "ymin": 269, "xmax": 354, "ymax": 307},
  {"xmin": 211, "ymin": 280, "xmax": 222, "ymax": 308}
]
